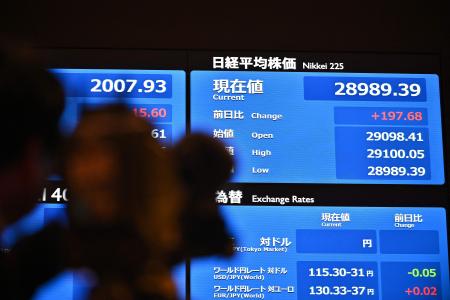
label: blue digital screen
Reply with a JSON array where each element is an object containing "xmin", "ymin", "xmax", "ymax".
[
  {"xmin": 190, "ymin": 72, "xmax": 444, "ymax": 184},
  {"xmin": 2, "ymin": 62, "xmax": 448, "ymax": 300},
  {"xmin": 52, "ymin": 68, "xmax": 186, "ymax": 299},
  {"xmin": 190, "ymin": 207, "xmax": 449, "ymax": 300},
  {"xmin": 0, "ymin": 69, "xmax": 187, "ymax": 299}
]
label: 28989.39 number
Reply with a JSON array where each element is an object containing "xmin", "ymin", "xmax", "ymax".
[{"xmin": 368, "ymin": 166, "xmax": 426, "ymax": 177}]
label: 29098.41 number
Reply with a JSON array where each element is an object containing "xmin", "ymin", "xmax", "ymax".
[
  {"xmin": 368, "ymin": 166, "xmax": 426, "ymax": 177},
  {"xmin": 366, "ymin": 131, "xmax": 424, "ymax": 142}
]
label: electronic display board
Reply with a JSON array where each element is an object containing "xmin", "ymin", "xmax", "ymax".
[
  {"xmin": 0, "ymin": 50, "xmax": 448, "ymax": 300},
  {"xmin": 1, "ymin": 61, "xmax": 187, "ymax": 299},
  {"xmin": 51, "ymin": 68, "xmax": 186, "ymax": 299},
  {"xmin": 51, "ymin": 67, "xmax": 186, "ymax": 299},
  {"xmin": 188, "ymin": 52, "xmax": 449, "ymax": 300}
]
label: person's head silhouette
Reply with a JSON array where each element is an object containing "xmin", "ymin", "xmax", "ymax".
[{"xmin": 0, "ymin": 45, "xmax": 64, "ymax": 231}]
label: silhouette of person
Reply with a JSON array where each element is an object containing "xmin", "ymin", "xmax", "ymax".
[
  {"xmin": 64, "ymin": 105, "xmax": 234, "ymax": 299},
  {"xmin": 170, "ymin": 133, "xmax": 234, "ymax": 263},
  {"xmin": 0, "ymin": 44, "xmax": 66, "ymax": 299},
  {"xmin": 64, "ymin": 105, "xmax": 182, "ymax": 299}
]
